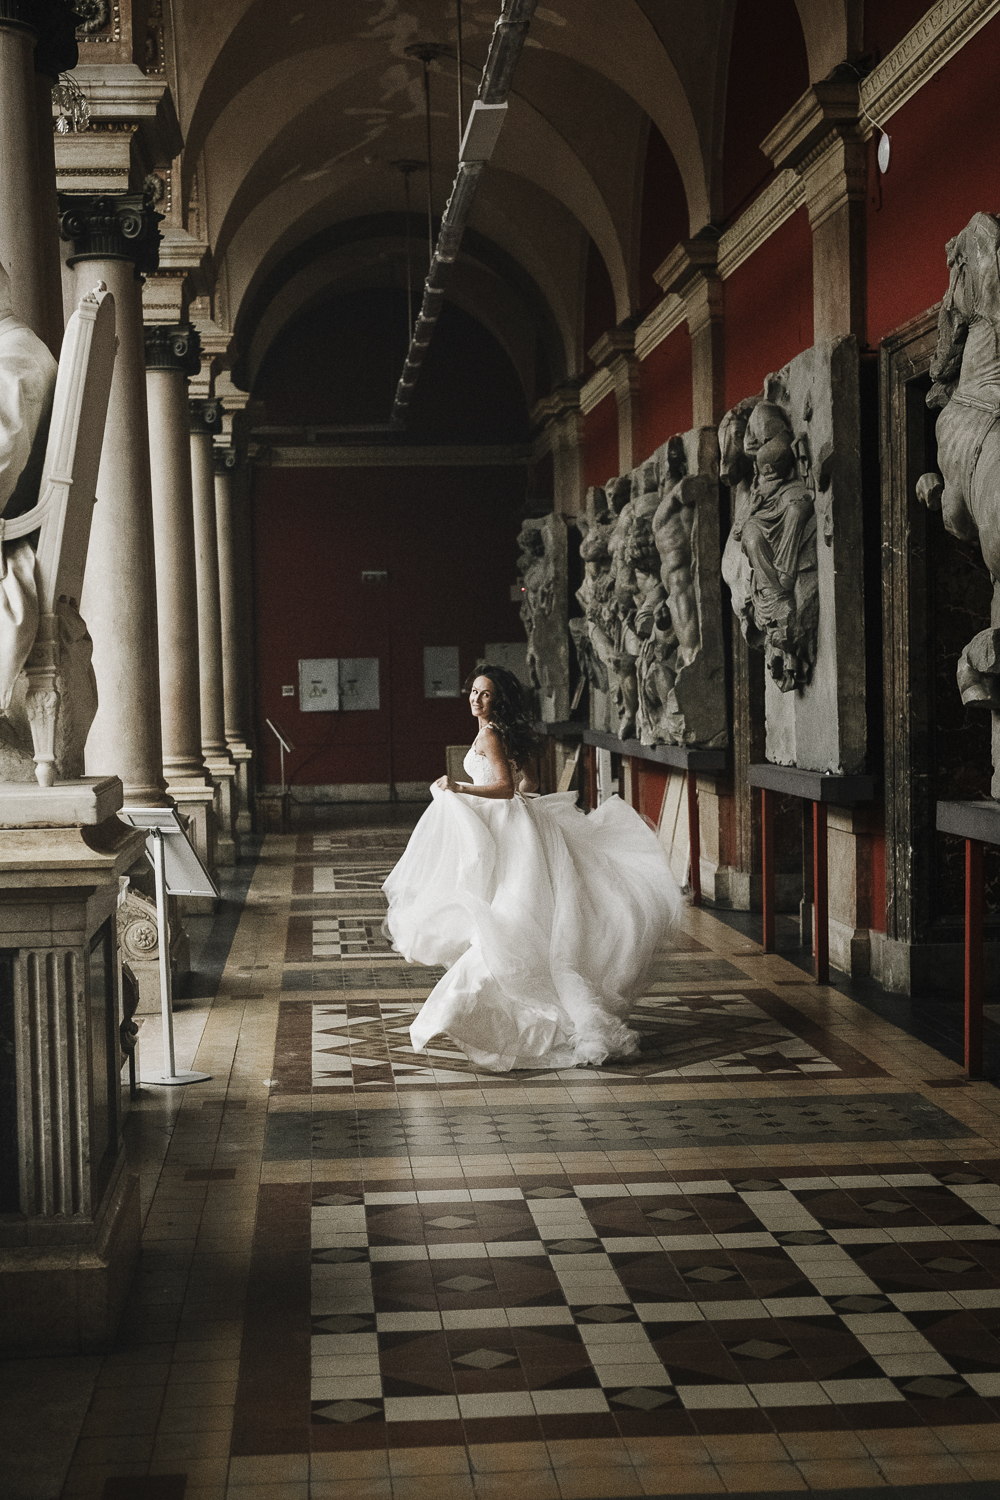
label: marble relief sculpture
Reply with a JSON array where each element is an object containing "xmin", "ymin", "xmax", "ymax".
[
  {"xmin": 918, "ymin": 211, "xmax": 1000, "ymax": 708},
  {"xmin": 721, "ymin": 383, "xmax": 818, "ymax": 693},
  {"xmin": 0, "ymin": 270, "xmax": 116, "ymax": 785},
  {"xmin": 564, "ymin": 428, "xmax": 727, "ymax": 748},
  {"xmin": 516, "ymin": 513, "xmax": 569, "ymax": 721}
]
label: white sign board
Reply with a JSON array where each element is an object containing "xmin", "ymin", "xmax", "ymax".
[
  {"xmin": 483, "ymin": 642, "xmax": 531, "ymax": 687},
  {"xmin": 424, "ymin": 645, "xmax": 461, "ymax": 697},
  {"xmin": 299, "ymin": 658, "xmax": 340, "ymax": 712}
]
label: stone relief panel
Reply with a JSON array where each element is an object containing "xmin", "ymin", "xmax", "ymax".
[
  {"xmin": 720, "ymin": 337, "xmax": 865, "ymax": 775},
  {"xmin": 569, "ymin": 428, "xmax": 727, "ymax": 748},
  {"xmin": 516, "ymin": 513, "xmax": 569, "ymax": 721},
  {"xmin": 917, "ymin": 214, "xmax": 1000, "ymax": 737}
]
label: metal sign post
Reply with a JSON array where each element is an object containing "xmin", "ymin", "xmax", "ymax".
[
  {"xmin": 118, "ymin": 807, "xmax": 219, "ymax": 1087},
  {"xmin": 266, "ymin": 718, "xmax": 294, "ymax": 795}
]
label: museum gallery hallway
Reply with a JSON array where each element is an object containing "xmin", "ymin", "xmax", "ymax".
[{"xmin": 13, "ymin": 810, "xmax": 1000, "ymax": 1500}]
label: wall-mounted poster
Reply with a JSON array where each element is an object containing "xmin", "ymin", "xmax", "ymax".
[
  {"xmin": 339, "ymin": 658, "xmax": 380, "ymax": 711},
  {"xmin": 299, "ymin": 658, "xmax": 340, "ymax": 712},
  {"xmin": 424, "ymin": 645, "xmax": 460, "ymax": 697}
]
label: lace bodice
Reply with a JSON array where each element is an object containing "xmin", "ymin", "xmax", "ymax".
[{"xmin": 463, "ymin": 744, "xmax": 496, "ymax": 786}]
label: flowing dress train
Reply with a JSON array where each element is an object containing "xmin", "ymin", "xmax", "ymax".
[{"xmin": 382, "ymin": 747, "xmax": 682, "ymax": 1072}]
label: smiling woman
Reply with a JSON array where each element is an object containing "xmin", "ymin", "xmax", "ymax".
[{"xmin": 382, "ymin": 662, "xmax": 682, "ymax": 1072}]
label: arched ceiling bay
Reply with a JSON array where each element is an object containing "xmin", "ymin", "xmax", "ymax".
[{"xmin": 168, "ymin": 0, "xmax": 848, "ymax": 394}]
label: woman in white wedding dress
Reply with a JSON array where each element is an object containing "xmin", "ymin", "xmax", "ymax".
[{"xmin": 383, "ymin": 664, "xmax": 682, "ymax": 1072}]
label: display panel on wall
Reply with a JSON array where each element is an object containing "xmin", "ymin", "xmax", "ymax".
[
  {"xmin": 297, "ymin": 659, "xmax": 380, "ymax": 712},
  {"xmin": 423, "ymin": 646, "xmax": 461, "ymax": 698}
]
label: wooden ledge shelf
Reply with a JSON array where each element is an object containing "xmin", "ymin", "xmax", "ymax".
[
  {"xmin": 936, "ymin": 799, "xmax": 1000, "ymax": 1078},
  {"xmin": 747, "ymin": 761, "xmax": 875, "ymax": 985}
]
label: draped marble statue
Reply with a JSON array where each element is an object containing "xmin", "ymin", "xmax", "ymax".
[
  {"xmin": 918, "ymin": 212, "xmax": 1000, "ymax": 710},
  {"xmin": 721, "ymin": 387, "xmax": 818, "ymax": 694},
  {"xmin": 516, "ymin": 513, "xmax": 569, "ymax": 721},
  {"xmin": 0, "ymin": 270, "xmax": 115, "ymax": 786}
]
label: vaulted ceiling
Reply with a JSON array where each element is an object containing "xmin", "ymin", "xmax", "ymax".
[{"xmin": 167, "ymin": 0, "xmax": 858, "ymax": 399}]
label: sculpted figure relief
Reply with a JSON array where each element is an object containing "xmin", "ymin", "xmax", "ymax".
[
  {"xmin": 516, "ymin": 514, "xmax": 569, "ymax": 720},
  {"xmin": 565, "ymin": 429, "xmax": 726, "ymax": 748},
  {"xmin": 917, "ymin": 211, "xmax": 1000, "ymax": 706},
  {"xmin": 720, "ymin": 385, "xmax": 818, "ymax": 693}
]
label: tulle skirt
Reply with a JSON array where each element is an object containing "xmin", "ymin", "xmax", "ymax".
[{"xmin": 382, "ymin": 788, "xmax": 682, "ymax": 1072}]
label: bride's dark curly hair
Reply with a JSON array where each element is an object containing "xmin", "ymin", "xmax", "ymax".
[{"xmin": 465, "ymin": 663, "xmax": 540, "ymax": 768}]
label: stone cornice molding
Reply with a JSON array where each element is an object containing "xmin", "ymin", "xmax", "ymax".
[
  {"xmin": 761, "ymin": 80, "xmax": 861, "ymax": 174},
  {"xmin": 58, "ymin": 63, "xmax": 182, "ymax": 167},
  {"xmin": 143, "ymin": 323, "xmax": 201, "ymax": 377},
  {"xmin": 798, "ymin": 134, "xmax": 868, "ymax": 231},
  {"xmin": 530, "ymin": 383, "xmax": 582, "ymax": 429},
  {"xmin": 717, "ymin": 169, "xmax": 803, "ymax": 279},
  {"xmin": 0, "ymin": 0, "xmax": 78, "ymax": 75},
  {"xmin": 634, "ymin": 292, "xmax": 684, "ymax": 362},
  {"xmin": 256, "ymin": 443, "xmax": 531, "ymax": 470},
  {"xmin": 653, "ymin": 237, "xmax": 720, "ymax": 299},
  {"xmin": 861, "ymin": 0, "xmax": 1000, "ymax": 127},
  {"xmin": 189, "ymin": 398, "xmax": 224, "ymax": 436},
  {"xmin": 579, "ymin": 364, "xmax": 614, "ymax": 417},
  {"xmin": 586, "ymin": 328, "xmax": 636, "ymax": 368},
  {"xmin": 58, "ymin": 190, "xmax": 161, "ymax": 276}
]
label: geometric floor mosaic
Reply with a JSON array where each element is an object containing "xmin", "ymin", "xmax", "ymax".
[
  {"xmin": 302, "ymin": 1167, "xmax": 1000, "ymax": 1443},
  {"xmin": 277, "ymin": 987, "xmax": 889, "ymax": 1091},
  {"xmin": 264, "ymin": 1096, "xmax": 975, "ymax": 1160}
]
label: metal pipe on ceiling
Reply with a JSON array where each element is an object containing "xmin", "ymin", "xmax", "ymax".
[{"xmin": 390, "ymin": 0, "xmax": 537, "ymax": 428}]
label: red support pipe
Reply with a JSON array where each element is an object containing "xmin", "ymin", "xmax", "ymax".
[
  {"xmin": 761, "ymin": 787, "xmax": 775, "ymax": 951},
  {"xmin": 965, "ymin": 837, "xmax": 984, "ymax": 1077},
  {"xmin": 687, "ymin": 770, "xmax": 702, "ymax": 906},
  {"xmin": 813, "ymin": 800, "xmax": 829, "ymax": 984}
]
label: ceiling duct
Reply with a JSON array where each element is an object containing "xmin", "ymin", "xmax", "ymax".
[{"xmin": 391, "ymin": 0, "xmax": 537, "ymax": 427}]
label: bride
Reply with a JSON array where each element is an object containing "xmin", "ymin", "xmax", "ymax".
[{"xmin": 383, "ymin": 663, "xmax": 681, "ymax": 1072}]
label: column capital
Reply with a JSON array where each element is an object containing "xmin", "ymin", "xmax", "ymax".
[
  {"xmin": 190, "ymin": 397, "xmax": 224, "ymax": 436},
  {"xmin": 761, "ymin": 78, "xmax": 861, "ymax": 175},
  {"xmin": 0, "ymin": 0, "xmax": 78, "ymax": 75},
  {"xmin": 212, "ymin": 443, "xmax": 239, "ymax": 475},
  {"xmin": 653, "ymin": 235, "xmax": 720, "ymax": 300},
  {"xmin": 144, "ymin": 322, "xmax": 201, "ymax": 376},
  {"xmin": 58, "ymin": 190, "xmax": 161, "ymax": 276}
]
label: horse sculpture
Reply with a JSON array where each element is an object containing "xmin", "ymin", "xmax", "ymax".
[{"xmin": 918, "ymin": 210, "xmax": 1000, "ymax": 704}]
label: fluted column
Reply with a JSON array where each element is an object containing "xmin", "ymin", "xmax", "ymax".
[
  {"xmin": 60, "ymin": 192, "xmax": 169, "ymax": 807},
  {"xmin": 190, "ymin": 398, "xmax": 236, "ymax": 865},
  {"xmin": 144, "ymin": 324, "xmax": 216, "ymax": 877},
  {"xmin": 0, "ymin": 2, "xmax": 75, "ymax": 353},
  {"xmin": 214, "ymin": 444, "xmax": 254, "ymax": 835}
]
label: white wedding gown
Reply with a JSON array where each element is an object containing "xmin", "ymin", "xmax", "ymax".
[{"xmin": 382, "ymin": 746, "xmax": 682, "ymax": 1072}]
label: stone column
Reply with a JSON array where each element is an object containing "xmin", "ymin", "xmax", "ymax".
[
  {"xmin": 588, "ymin": 329, "xmax": 640, "ymax": 473},
  {"xmin": 190, "ymin": 398, "xmax": 236, "ymax": 865},
  {"xmin": 144, "ymin": 324, "xmax": 216, "ymax": 878},
  {"xmin": 0, "ymin": 1, "xmax": 75, "ymax": 354},
  {"xmin": 654, "ymin": 237, "xmax": 725, "ymax": 428},
  {"xmin": 214, "ymin": 444, "xmax": 254, "ymax": 835},
  {"xmin": 59, "ymin": 192, "xmax": 169, "ymax": 807},
  {"xmin": 762, "ymin": 79, "xmax": 866, "ymax": 342},
  {"xmin": 531, "ymin": 385, "xmax": 584, "ymax": 516}
]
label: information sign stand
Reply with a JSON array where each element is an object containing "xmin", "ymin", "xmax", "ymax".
[{"xmin": 118, "ymin": 807, "xmax": 219, "ymax": 1086}]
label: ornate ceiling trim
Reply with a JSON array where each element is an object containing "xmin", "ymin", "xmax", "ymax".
[{"xmin": 861, "ymin": 0, "xmax": 1000, "ymax": 126}]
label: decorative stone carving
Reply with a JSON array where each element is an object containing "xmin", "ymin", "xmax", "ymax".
[
  {"xmin": 118, "ymin": 877, "xmax": 180, "ymax": 1014},
  {"xmin": 918, "ymin": 213, "xmax": 1000, "ymax": 723},
  {"xmin": 571, "ymin": 431, "xmax": 727, "ymax": 748},
  {"xmin": 0, "ymin": 274, "xmax": 115, "ymax": 785},
  {"xmin": 721, "ymin": 337, "xmax": 865, "ymax": 775},
  {"xmin": 143, "ymin": 322, "xmax": 201, "ymax": 376},
  {"xmin": 516, "ymin": 513, "xmax": 569, "ymax": 721},
  {"xmin": 59, "ymin": 191, "xmax": 161, "ymax": 278},
  {"xmin": 189, "ymin": 397, "xmax": 223, "ymax": 436}
]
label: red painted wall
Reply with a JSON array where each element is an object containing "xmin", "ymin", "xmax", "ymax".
[
  {"xmin": 724, "ymin": 208, "xmax": 814, "ymax": 409},
  {"xmin": 721, "ymin": 0, "xmax": 808, "ymax": 225},
  {"xmin": 583, "ymin": 392, "xmax": 621, "ymax": 490},
  {"xmin": 252, "ymin": 464, "xmax": 526, "ymax": 789},
  {"xmin": 634, "ymin": 324, "xmax": 693, "ymax": 465},
  {"xmin": 864, "ymin": 0, "xmax": 936, "ymax": 61},
  {"xmin": 637, "ymin": 764, "xmax": 669, "ymax": 827},
  {"xmin": 638, "ymin": 125, "xmax": 689, "ymax": 315},
  {"xmin": 867, "ymin": 16, "xmax": 1000, "ymax": 347}
]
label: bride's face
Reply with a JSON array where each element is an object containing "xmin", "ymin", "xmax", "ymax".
[{"xmin": 469, "ymin": 676, "xmax": 495, "ymax": 720}]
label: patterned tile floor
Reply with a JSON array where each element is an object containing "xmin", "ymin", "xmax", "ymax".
[{"xmin": 32, "ymin": 809, "xmax": 1000, "ymax": 1499}]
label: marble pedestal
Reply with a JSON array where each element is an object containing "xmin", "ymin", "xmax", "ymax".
[
  {"xmin": 0, "ymin": 778, "xmax": 147, "ymax": 1355},
  {"xmin": 231, "ymin": 744, "xmax": 254, "ymax": 837},
  {"xmin": 205, "ymin": 755, "xmax": 237, "ymax": 866}
]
